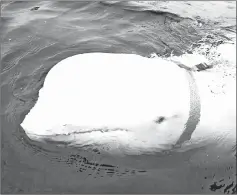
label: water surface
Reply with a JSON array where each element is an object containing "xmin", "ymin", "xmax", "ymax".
[{"xmin": 1, "ymin": 1, "xmax": 236, "ymax": 193}]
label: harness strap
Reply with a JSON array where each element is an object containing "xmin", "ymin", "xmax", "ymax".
[{"xmin": 174, "ymin": 65, "xmax": 201, "ymax": 147}]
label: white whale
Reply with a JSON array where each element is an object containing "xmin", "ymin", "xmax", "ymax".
[{"xmin": 21, "ymin": 52, "xmax": 236, "ymax": 155}]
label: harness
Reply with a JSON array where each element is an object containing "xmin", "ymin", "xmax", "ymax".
[{"xmin": 173, "ymin": 62, "xmax": 201, "ymax": 148}]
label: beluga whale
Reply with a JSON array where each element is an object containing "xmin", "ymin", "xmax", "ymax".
[{"xmin": 21, "ymin": 52, "xmax": 236, "ymax": 155}]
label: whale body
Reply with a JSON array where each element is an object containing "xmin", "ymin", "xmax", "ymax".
[{"xmin": 21, "ymin": 53, "xmax": 236, "ymax": 155}]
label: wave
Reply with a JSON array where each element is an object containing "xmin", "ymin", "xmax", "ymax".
[{"xmin": 101, "ymin": 1, "xmax": 236, "ymax": 26}]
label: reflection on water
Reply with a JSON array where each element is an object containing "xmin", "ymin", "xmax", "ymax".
[{"xmin": 1, "ymin": 1, "xmax": 236, "ymax": 194}]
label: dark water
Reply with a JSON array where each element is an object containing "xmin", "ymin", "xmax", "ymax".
[{"xmin": 1, "ymin": 1, "xmax": 236, "ymax": 193}]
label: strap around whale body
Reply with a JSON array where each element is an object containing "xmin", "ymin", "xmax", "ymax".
[{"xmin": 173, "ymin": 64, "xmax": 201, "ymax": 147}]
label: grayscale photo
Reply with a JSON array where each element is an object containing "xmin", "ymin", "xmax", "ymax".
[{"xmin": 1, "ymin": 1, "xmax": 236, "ymax": 194}]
